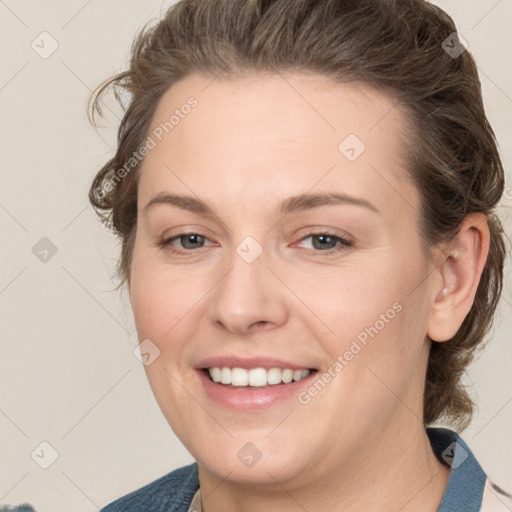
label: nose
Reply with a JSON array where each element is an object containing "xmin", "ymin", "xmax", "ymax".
[{"xmin": 206, "ymin": 243, "xmax": 289, "ymax": 335}]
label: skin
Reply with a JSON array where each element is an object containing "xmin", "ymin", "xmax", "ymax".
[{"xmin": 128, "ymin": 72, "xmax": 490, "ymax": 511}]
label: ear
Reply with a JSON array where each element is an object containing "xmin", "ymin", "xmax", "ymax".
[{"xmin": 427, "ymin": 213, "xmax": 490, "ymax": 342}]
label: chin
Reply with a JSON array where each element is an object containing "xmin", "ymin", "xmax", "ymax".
[
  {"xmin": 199, "ymin": 454, "xmax": 306, "ymax": 488},
  {"xmin": 192, "ymin": 435, "xmax": 312, "ymax": 487}
]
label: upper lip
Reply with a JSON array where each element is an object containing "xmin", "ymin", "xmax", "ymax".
[{"xmin": 195, "ymin": 356, "xmax": 316, "ymax": 371}]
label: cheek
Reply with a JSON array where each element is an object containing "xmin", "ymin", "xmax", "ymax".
[
  {"xmin": 129, "ymin": 250, "xmax": 214, "ymax": 374},
  {"xmin": 292, "ymin": 259, "xmax": 407, "ymax": 343},
  {"xmin": 129, "ymin": 272, "xmax": 167, "ymax": 340},
  {"xmin": 297, "ymin": 249, "xmax": 429, "ymax": 382},
  {"xmin": 129, "ymin": 257, "xmax": 200, "ymax": 419},
  {"xmin": 129, "ymin": 244, "xmax": 189, "ymax": 338}
]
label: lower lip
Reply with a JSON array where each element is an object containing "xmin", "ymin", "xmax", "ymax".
[{"xmin": 196, "ymin": 369, "xmax": 317, "ymax": 410}]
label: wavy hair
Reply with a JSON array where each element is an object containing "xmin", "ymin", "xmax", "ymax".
[{"xmin": 88, "ymin": 0, "xmax": 506, "ymax": 430}]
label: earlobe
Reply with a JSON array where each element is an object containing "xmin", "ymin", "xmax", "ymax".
[{"xmin": 427, "ymin": 213, "xmax": 490, "ymax": 342}]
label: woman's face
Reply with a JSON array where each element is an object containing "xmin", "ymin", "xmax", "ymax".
[{"xmin": 129, "ymin": 72, "xmax": 440, "ymax": 485}]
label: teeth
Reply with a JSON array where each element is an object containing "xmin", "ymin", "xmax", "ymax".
[
  {"xmin": 210, "ymin": 367, "xmax": 221, "ymax": 382},
  {"xmin": 220, "ymin": 367, "xmax": 231, "ymax": 385},
  {"xmin": 208, "ymin": 367, "xmax": 311, "ymax": 387},
  {"xmin": 231, "ymin": 368, "xmax": 249, "ymax": 386},
  {"xmin": 282, "ymin": 369, "xmax": 293, "ymax": 384},
  {"xmin": 267, "ymin": 368, "xmax": 282, "ymax": 385},
  {"xmin": 248, "ymin": 368, "xmax": 267, "ymax": 386}
]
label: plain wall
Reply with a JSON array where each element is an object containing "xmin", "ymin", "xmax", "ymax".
[{"xmin": 0, "ymin": 1, "xmax": 511, "ymax": 510}]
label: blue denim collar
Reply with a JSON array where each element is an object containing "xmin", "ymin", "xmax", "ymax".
[{"xmin": 427, "ymin": 427, "xmax": 486, "ymax": 511}]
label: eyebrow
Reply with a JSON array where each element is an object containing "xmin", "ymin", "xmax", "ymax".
[{"xmin": 143, "ymin": 191, "xmax": 381, "ymax": 217}]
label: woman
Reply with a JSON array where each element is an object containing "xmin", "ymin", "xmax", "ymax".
[{"xmin": 89, "ymin": 0, "xmax": 511, "ymax": 510}]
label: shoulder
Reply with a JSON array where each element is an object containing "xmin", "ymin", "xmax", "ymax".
[{"xmin": 100, "ymin": 462, "xmax": 199, "ymax": 512}]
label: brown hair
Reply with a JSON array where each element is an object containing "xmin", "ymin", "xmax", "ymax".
[{"xmin": 88, "ymin": 0, "xmax": 506, "ymax": 430}]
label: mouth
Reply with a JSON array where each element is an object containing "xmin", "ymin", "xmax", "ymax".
[{"xmin": 201, "ymin": 367, "xmax": 318, "ymax": 389}]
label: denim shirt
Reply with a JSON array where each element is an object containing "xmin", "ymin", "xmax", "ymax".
[{"xmin": 100, "ymin": 427, "xmax": 512, "ymax": 512}]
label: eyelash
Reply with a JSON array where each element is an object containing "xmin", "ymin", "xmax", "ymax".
[{"xmin": 157, "ymin": 231, "xmax": 354, "ymax": 256}]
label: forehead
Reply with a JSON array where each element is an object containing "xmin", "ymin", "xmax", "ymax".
[{"xmin": 138, "ymin": 71, "xmax": 419, "ymax": 220}]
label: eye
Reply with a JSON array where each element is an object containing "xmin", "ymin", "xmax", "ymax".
[
  {"xmin": 157, "ymin": 231, "xmax": 353, "ymax": 256},
  {"xmin": 157, "ymin": 232, "xmax": 214, "ymax": 254},
  {"xmin": 296, "ymin": 232, "xmax": 353, "ymax": 254}
]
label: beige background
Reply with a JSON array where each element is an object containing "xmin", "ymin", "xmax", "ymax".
[{"xmin": 0, "ymin": 1, "xmax": 511, "ymax": 510}]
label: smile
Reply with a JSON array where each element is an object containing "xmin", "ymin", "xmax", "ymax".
[{"xmin": 205, "ymin": 367, "xmax": 313, "ymax": 387}]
